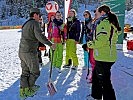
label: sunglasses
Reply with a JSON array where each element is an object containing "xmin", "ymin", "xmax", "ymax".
[{"xmin": 83, "ymin": 14, "xmax": 88, "ymax": 17}]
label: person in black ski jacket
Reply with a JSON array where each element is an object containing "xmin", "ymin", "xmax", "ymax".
[{"xmin": 63, "ymin": 9, "xmax": 81, "ymax": 70}]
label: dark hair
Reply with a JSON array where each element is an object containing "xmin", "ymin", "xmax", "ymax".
[
  {"xmin": 56, "ymin": 11, "xmax": 61, "ymax": 14},
  {"xmin": 98, "ymin": 5, "xmax": 110, "ymax": 14},
  {"xmin": 49, "ymin": 15, "xmax": 55, "ymax": 21},
  {"xmin": 83, "ymin": 10, "xmax": 92, "ymax": 19},
  {"xmin": 30, "ymin": 12, "xmax": 39, "ymax": 17},
  {"xmin": 98, "ymin": 5, "xmax": 121, "ymax": 31},
  {"xmin": 108, "ymin": 12, "xmax": 121, "ymax": 31},
  {"xmin": 55, "ymin": 11, "xmax": 62, "ymax": 17},
  {"xmin": 47, "ymin": 15, "xmax": 55, "ymax": 29}
]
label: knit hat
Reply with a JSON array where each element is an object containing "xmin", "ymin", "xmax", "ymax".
[
  {"xmin": 69, "ymin": 9, "xmax": 77, "ymax": 16},
  {"xmin": 30, "ymin": 8, "xmax": 40, "ymax": 14}
]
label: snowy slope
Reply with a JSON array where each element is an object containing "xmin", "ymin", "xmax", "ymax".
[
  {"xmin": 0, "ymin": 29, "xmax": 21, "ymax": 92},
  {"xmin": 0, "ymin": 29, "xmax": 90, "ymax": 100},
  {"xmin": 0, "ymin": 29, "xmax": 133, "ymax": 100},
  {"xmin": 125, "ymin": 8, "xmax": 133, "ymax": 26}
]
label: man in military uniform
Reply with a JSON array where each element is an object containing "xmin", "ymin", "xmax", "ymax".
[{"xmin": 19, "ymin": 8, "xmax": 56, "ymax": 98}]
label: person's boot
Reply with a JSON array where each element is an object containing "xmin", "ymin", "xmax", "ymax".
[
  {"xmin": 20, "ymin": 87, "xmax": 31, "ymax": 99},
  {"xmin": 63, "ymin": 59, "xmax": 72, "ymax": 68},
  {"xmin": 68, "ymin": 59, "xmax": 72, "ymax": 65},
  {"xmin": 20, "ymin": 88, "xmax": 27, "ymax": 99},
  {"xmin": 25, "ymin": 85, "xmax": 40, "ymax": 97}
]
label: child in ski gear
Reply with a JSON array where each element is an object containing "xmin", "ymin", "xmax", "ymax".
[
  {"xmin": 82, "ymin": 43, "xmax": 95, "ymax": 83},
  {"xmin": 63, "ymin": 9, "xmax": 81, "ymax": 69},
  {"xmin": 87, "ymin": 5, "xmax": 121, "ymax": 100},
  {"xmin": 80, "ymin": 10, "xmax": 95, "ymax": 83},
  {"xmin": 80, "ymin": 10, "xmax": 92, "ymax": 69},
  {"xmin": 48, "ymin": 11, "xmax": 67, "ymax": 72},
  {"xmin": 19, "ymin": 8, "xmax": 56, "ymax": 98},
  {"xmin": 47, "ymin": 15, "xmax": 55, "ymax": 60}
]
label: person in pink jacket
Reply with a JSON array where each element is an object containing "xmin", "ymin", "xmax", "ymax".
[{"xmin": 48, "ymin": 11, "xmax": 67, "ymax": 72}]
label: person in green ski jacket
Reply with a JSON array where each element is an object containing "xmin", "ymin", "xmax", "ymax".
[{"xmin": 87, "ymin": 5, "xmax": 121, "ymax": 100}]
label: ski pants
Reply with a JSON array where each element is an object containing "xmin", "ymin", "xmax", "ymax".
[
  {"xmin": 83, "ymin": 50, "xmax": 89, "ymax": 67},
  {"xmin": 89, "ymin": 48, "xmax": 95, "ymax": 71},
  {"xmin": 50, "ymin": 43, "xmax": 63, "ymax": 68},
  {"xmin": 82, "ymin": 34, "xmax": 89, "ymax": 67},
  {"xmin": 65, "ymin": 39, "xmax": 79, "ymax": 66},
  {"xmin": 19, "ymin": 52, "xmax": 40, "ymax": 88},
  {"xmin": 83, "ymin": 48, "xmax": 95, "ymax": 69},
  {"xmin": 91, "ymin": 61, "xmax": 116, "ymax": 100}
]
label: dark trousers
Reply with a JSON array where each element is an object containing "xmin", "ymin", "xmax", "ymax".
[
  {"xmin": 91, "ymin": 61, "xmax": 116, "ymax": 100},
  {"xmin": 38, "ymin": 49, "xmax": 42, "ymax": 63},
  {"xmin": 19, "ymin": 52, "xmax": 40, "ymax": 88}
]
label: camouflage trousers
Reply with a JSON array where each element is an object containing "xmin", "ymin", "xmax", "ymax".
[{"xmin": 19, "ymin": 52, "xmax": 40, "ymax": 88}]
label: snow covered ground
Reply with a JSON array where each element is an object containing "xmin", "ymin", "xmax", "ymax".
[
  {"xmin": 125, "ymin": 9, "xmax": 133, "ymax": 26},
  {"xmin": 0, "ymin": 29, "xmax": 133, "ymax": 100}
]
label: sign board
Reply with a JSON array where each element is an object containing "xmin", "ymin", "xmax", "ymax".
[{"xmin": 45, "ymin": 1, "xmax": 59, "ymax": 13}]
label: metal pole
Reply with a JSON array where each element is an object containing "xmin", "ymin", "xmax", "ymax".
[{"xmin": 65, "ymin": 0, "xmax": 72, "ymax": 23}]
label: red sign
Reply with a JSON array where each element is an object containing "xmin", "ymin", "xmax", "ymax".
[{"xmin": 45, "ymin": 1, "xmax": 59, "ymax": 13}]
